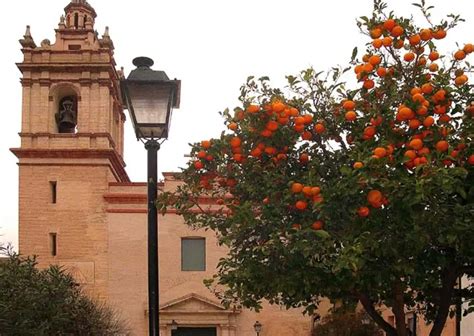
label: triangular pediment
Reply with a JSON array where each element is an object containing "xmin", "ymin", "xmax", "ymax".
[{"xmin": 160, "ymin": 293, "xmax": 227, "ymax": 312}]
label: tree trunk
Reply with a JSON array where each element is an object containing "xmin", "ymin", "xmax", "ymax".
[
  {"xmin": 359, "ymin": 293, "xmax": 397, "ymax": 336},
  {"xmin": 429, "ymin": 267, "xmax": 458, "ymax": 336},
  {"xmin": 392, "ymin": 280, "xmax": 407, "ymax": 336}
]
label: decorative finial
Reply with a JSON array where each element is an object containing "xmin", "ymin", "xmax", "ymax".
[
  {"xmin": 19, "ymin": 25, "xmax": 36, "ymax": 49},
  {"xmin": 133, "ymin": 57, "xmax": 154, "ymax": 69},
  {"xmin": 60, "ymin": 15, "xmax": 65, "ymax": 24},
  {"xmin": 103, "ymin": 26, "xmax": 110, "ymax": 37}
]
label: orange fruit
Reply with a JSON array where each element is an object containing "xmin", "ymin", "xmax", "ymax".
[
  {"xmin": 409, "ymin": 34, "xmax": 421, "ymax": 45},
  {"xmin": 295, "ymin": 200, "xmax": 308, "ymax": 210},
  {"xmin": 266, "ymin": 120, "xmax": 279, "ymax": 131},
  {"xmin": 230, "ymin": 136, "xmax": 241, "ymax": 148},
  {"xmin": 368, "ymin": 55, "xmax": 382, "ymax": 66},
  {"xmin": 250, "ymin": 147, "xmax": 262, "ymax": 158},
  {"xmin": 383, "ymin": 19, "xmax": 396, "ymax": 31},
  {"xmin": 201, "ymin": 140, "xmax": 211, "ymax": 149},
  {"xmin": 454, "ymin": 50, "xmax": 466, "ymax": 61},
  {"xmin": 372, "ymin": 39, "xmax": 383, "ymax": 49},
  {"xmin": 292, "ymin": 223, "xmax": 302, "ymax": 230},
  {"xmin": 374, "ymin": 147, "xmax": 387, "ymax": 158},
  {"xmin": 311, "ymin": 187, "xmax": 321, "ymax": 195},
  {"xmin": 399, "ymin": 107, "xmax": 415, "ymax": 120},
  {"xmin": 301, "ymin": 131, "xmax": 313, "ymax": 140},
  {"xmin": 364, "ymin": 126, "xmax": 376, "ymax": 138},
  {"xmin": 246, "ymin": 104, "xmax": 260, "ymax": 113},
  {"xmin": 420, "ymin": 29, "xmax": 432, "ymax": 41},
  {"xmin": 463, "ymin": 43, "xmax": 474, "ymax": 54},
  {"xmin": 363, "ymin": 79, "xmax": 375, "ymax": 89},
  {"xmin": 291, "ymin": 182, "xmax": 304, "ymax": 193},
  {"xmin": 353, "ymin": 161, "xmax": 364, "ymax": 169},
  {"xmin": 370, "ymin": 28, "xmax": 383, "ymax": 39},
  {"xmin": 468, "ymin": 154, "xmax": 474, "ymax": 165},
  {"xmin": 272, "ymin": 101, "xmax": 286, "ymax": 113},
  {"xmin": 435, "ymin": 140, "xmax": 449, "ymax": 152},
  {"xmin": 391, "ymin": 25, "xmax": 404, "ymax": 37},
  {"xmin": 302, "ymin": 186, "xmax": 313, "ymax": 196},
  {"xmin": 409, "ymin": 119, "xmax": 421, "ymax": 129},
  {"xmin": 394, "ymin": 39, "xmax": 405, "ymax": 49},
  {"xmin": 382, "ymin": 36, "xmax": 393, "ymax": 47},
  {"xmin": 455, "ymin": 75, "xmax": 468, "ymax": 86},
  {"xmin": 345, "ymin": 111, "xmax": 357, "ymax": 121},
  {"xmin": 311, "ymin": 220, "xmax": 324, "ymax": 230},
  {"xmin": 367, "ymin": 190, "xmax": 383, "ymax": 207},
  {"xmin": 409, "ymin": 138, "xmax": 423, "ymax": 150},
  {"xmin": 357, "ymin": 206, "xmax": 370, "ymax": 217},
  {"xmin": 377, "ymin": 67, "xmax": 387, "ymax": 77},
  {"xmin": 343, "ymin": 100, "xmax": 356, "ymax": 110},
  {"xmin": 428, "ymin": 63, "xmax": 439, "ymax": 72},
  {"xmin": 429, "ymin": 51, "xmax": 439, "ymax": 61},
  {"xmin": 404, "ymin": 150, "xmax": 417, "ymax": 160},
  {"xmin": 314, "ymin": 123, "xmax": 325, "ymax": 134},
  {"xmin": 193, "ymin": 160, "xmax": 204, "ymax": 170},
  {"xmin": 411, "ymin": 87, "xmax": 422, "ymax": 95},
  {"xmin": 423, "ymin": 116, "xmax": 434, "ymax": 128},
  {"xmin": 197, "ymin": 150, "xmax": 207, "ymax": 159},
  {"xmin": 432, "ymin": 28, "xmax": 447, "ymax": 40},
  {"xmin": 228, "ymin": 122, "xmax": 238, "ymax": 131},
  {"xmin": 404, "ymin": 52, "xmax": 415, "ymax": 62},
  {"xmin": 299, "ymin": 153, "xmax": 309, "ymax": 163}
]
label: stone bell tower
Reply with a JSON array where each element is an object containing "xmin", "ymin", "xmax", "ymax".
[{"xmin": 12, "ymin": 0, "xmax": 129, "ymax": 299}]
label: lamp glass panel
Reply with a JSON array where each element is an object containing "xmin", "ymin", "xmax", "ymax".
[{"xmin": 127, "ymin": 83, "xmax": 171, "ymax": 125}]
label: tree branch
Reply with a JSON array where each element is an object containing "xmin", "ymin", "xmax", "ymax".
[
  {"xmin": 392, "ymin": 280, "xmax": 407, "ymax": 336},
  {"xmin": 429, "ymin": 266, "xmax": 458, "ymax": 336},
  {"xmin": 358, "ymin": 292, "xmax": 397, "ymax": 336}
]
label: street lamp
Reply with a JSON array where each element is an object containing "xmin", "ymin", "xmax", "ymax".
[
  {"xmin": 253, "ymin": 321, "xmax": 263, "ymax": 336},
  {"xmin": 121, "ymin": 56, "xmax": 181, "ymax": 336}
]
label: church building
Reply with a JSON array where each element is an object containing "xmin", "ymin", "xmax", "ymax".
[{"xmin": 11, "ymin": 1, "xmax": 315, "ymax": 335}]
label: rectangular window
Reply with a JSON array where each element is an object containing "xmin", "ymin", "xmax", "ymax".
[
  {"xmin": 49, "ymin": 233, "xmax": 57, "ymax": 256},
  {"xmin": 181, "ymin": 238, "xmax": 205, "ymax": 271},
  {"xmin": 50, "ymin": 181, "xmax": 57, "ymax": 204}
]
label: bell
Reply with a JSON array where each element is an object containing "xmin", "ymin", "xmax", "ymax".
[{"xmin": 59, "ymin": 110, "xmax": 76, "ymax": 130}]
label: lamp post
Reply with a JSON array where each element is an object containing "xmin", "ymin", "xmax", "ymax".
[
  {"xmin": 253, "ymin": 321, "xmax": 262, "ymax": 336},
  {"xmin": 121, "ymin": 56, "xmax": 181, "ymax": 336}
]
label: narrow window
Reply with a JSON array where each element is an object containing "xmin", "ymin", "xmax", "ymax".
[
  {"xmin": 49, "ymin": 233, "xmax": 57, "ymax": 256},
  {"xmin": 181, "ymin": 238, "xmax": 205, "ymax": 271},
  {"xmin": 84, "ymin": 15, "xmax": 88, "ymax": 27},
  {"xmin": 74, "ymin": 13, "xmax": 79, "ymax": 29},
  {"xmin": 50, "ymin": 181, "xmax": 57, "ymax": 204}
]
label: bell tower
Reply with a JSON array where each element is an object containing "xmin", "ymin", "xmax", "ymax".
[{"xmin": 12, "ymin": 0, "xmax": 129, "ymax": 299}]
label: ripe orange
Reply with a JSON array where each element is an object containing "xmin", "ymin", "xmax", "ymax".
[
  {"xmin": 421, "ymin": 83, "xmax": 433, "ymax": 94},
  {"xmin": 382, "ymin": 37, "xmax": 393, "ymax": 47},
  {"xmin": 363, "ymin": 79, "xmax": 375, "ymax": 89},
  {"xmin": 377, "ymin": 67, "xmax": 387, "ymax": 77},
  {"xmin": 432, "ymin": 28, "xmax": 447, "ymax": 39},
  {"xmin": 367, "ymin": 190, "xmax": 383, "ymax": 207},
  {"xmin": 345, "ymin": 111, "xmax": 357, "ymax": 121},
  {"xmin": 370, "ymin": 28, "xmax": 383, "ymax": 39},
  {"xmin": 409, "ymin": 34, "xmax": 421, "ymax": 45},
  {"xmin": 194, "ymin": 160, "xmax": 204, "ymax": 170},
  {"xmin": 291, "ymin": 182, "xmax": 304, "ymax": 193},
  {"xmin": 399, "ymin": 107, "xmax": 415, "ymax": 120},
  {"xmin": 311, "ymin": 220, "xmax": 324, "ymax": 230},
  {"xmin": 302, "ymin": 186, "xmax": 313, "ymax": 196},
  {"xmin": 246, "ymin": 104, "xmax": 260, "ymax": 113},
  {"xmin": 404, "ymin": 52, "xmax": 415, "ymax": 62},
  {"xmin": 374, "ymin": 147, "xmax": 387, "ymax": 158},
  {"xmin": 228, "ymin": 122, "xmax": 238, "ymax": 131},
  {"xmin": 292, "ymin": 223, "xmax": 302, "ymax": 230},
  {"xmin": 201, "ymin": 140, "xmax": 211, "ymax": 149},
  {"xmin": 230, "ymin": 136, "xmax": 241, "ymax": 148},
  {"xmin": 272, "ymin": 101, "xmax": 286, "ymax": 113},
  {"xmin": 260, "ymin": 129, "xmax": 273, "ymax": 137},
  {"xmin": 404, "ymin": 150, "xmax": 417, "ymax": 160},
  {"xmin": 409, "ymin": 138, "xmax": 423, "ymax": 150},
  {"xmin": 197, "ymin": 150, "xmax": 207, "ymax": 159},
  {"xmin": 383, "ymin": 19, "xmax": 396, "ymax": 31},
  {"xmin": 368, "ymin": 55, "xmax": 382, "ymax": 66},
  {"xmin": 391, "ymin": 25, "xmax": 404, "ymax": 37},
  {"xmin": 468, "ymin": 154, "xmax": 474, "ymax": 165},
  {"xmin": 423, "ymin": 116, "xmax": 434, "ymax": 128},
  {"xmin": 372, "ymin": 39, "xmax": 383, "ymax": 49},
  {"xmin": 454, "ymin": 50, "xmax": 466, "ymax": 61},
  {"xmin": 420, "ymin": 29, "xmax": 432, "ymax": 41},
  {"xmin": 394, "ymin": 39, "xmax": 405, "ymax": 49},
  {"xmin": 302, "ymin": 131, "xmax": 313, "ymax": 140},
  {"xmin": 435, "ymin": 140, "xmax": 449, "ymax": 152},
  {"xmin": 353, "ymin": 161, "xmax": 364, "ymax": 169},
  {"xmin": 299, "ymin": 153, "xmax": 309, "ymax": 163},
  {"xmin": 311, "ymin": 186, "xmax": 321, "ymax": 195},
  {"xmin": 295, "ymin": 200, "xmax": 308, "ymax": 210},
  {"xmin": 364, "ymin": 126, "xmax": 376, "ymax": 138},
  {"xmin": 357, "ymin": 206, "xmax": 370, "ymax": 217},
  {"xmin": 314, "ymin": 123, "xmax": 325, "ymax": 134},
  {"xmin": 343, "ymin": 100, "xmax": 356, "ymax": 110},
  {"xmin": 266, "ymin": 120, "xmax": 279, "ymax": 131},
  {"xmin": 455, "ymin": 75, "xmax": 468, "ymax": 86},
  {"xmin": 463, "ymin": 43, "xmax": 474, "ymax": 54},
  {"xmin": 409, "ymin": 119, "xmax": 421, "ymax": 129},
  {"xmin": 428, "ymin": 51, "xmax": 439, "ymax": 61}
]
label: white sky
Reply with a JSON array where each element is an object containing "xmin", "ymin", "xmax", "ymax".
[{"xmin": 0, "ymin": 0, "xmax": 473, "ymax": 247}]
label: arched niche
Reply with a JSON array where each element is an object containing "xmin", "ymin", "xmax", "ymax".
[{"xmin": 49, "ymin": 83, "xmax": 81, "ymax": 134}]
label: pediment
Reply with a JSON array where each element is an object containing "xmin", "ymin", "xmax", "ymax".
[{"xmin": 160, "ymin": 293, "xmax": 228, "ymax": 313}]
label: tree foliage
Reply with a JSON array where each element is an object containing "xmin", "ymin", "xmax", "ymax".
[
  {"xmin": 312, "ymin": 309, "xmax": 383, "ymax": 336},
  {"xmin": 0, "ymin": 247, "xmax": 129, "ymax": 336},
  {"xmin": 159, "ymin": 1, "xmax": 474, "ymax": 336}
]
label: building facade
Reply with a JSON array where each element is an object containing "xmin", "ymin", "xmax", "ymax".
[
  {"xmin": 11, "ymin": 1, "xmax": 316, "ymax": 335},
  {"xmin": 11, "ymin": 1, "xmax": 462, "ymax": 335}
]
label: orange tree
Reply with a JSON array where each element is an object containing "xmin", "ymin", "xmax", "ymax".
[{"xmin": 158, "ymin": 1, "xmax": 474, "ymax": 336}]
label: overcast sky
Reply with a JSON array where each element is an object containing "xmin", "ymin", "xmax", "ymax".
[{"xmin": 1, "ymin": 0, "xmax": 473, "ymax": 247}]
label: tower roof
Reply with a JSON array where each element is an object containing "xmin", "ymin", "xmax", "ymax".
[{"xmin": 64, "ymin": 0, "xmax": 97, "ymax": 18}]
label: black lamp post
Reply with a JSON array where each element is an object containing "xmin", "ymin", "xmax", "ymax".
[
  {"xmin": 121, "ymin": 56, "xmax": 181, "ymax": 336},
  {"xmin": 253, "ymin": 321, "xmax": 262, "ymax": 336}
]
